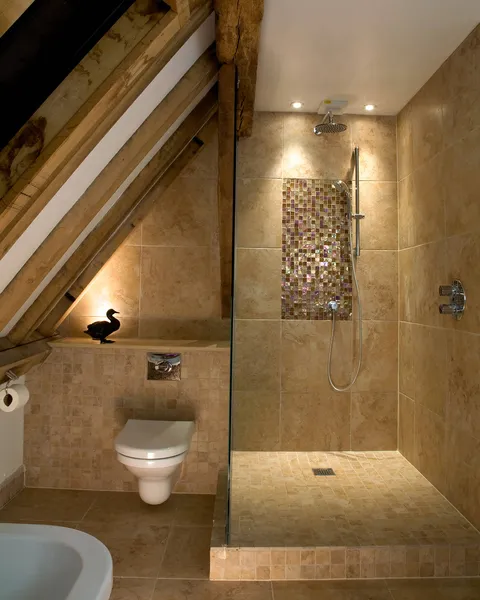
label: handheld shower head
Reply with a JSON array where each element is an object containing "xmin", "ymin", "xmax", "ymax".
[
  {"xmin": 332, "ymin": 179, "xmax": 351, "ymax": 199},
  {"xmin": 313, "ymin": 111, "xmax": 347, "ymax": 135}
]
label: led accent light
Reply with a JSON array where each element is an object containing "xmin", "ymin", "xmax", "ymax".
[
  {"xmin": 291, "ymin": 101, "xmax": 303, "ymax": 109},
  {"xmin": 364, "ymin": 104, "xmax": 376, "ymax": 111}
]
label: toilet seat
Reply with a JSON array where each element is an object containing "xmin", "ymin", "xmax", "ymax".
[
  {"xmin": 115, "ymin": 419, "xmax": 195, "ymax": 460},
  {"xmin": 117, "ymin": 450, "xmax": 188, "ymax": 470}
]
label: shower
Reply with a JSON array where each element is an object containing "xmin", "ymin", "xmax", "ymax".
[
  {"xmin": 327, "ymin": 178, "xmax": 363, "ymax": 391},
  {"xmin": 313, "ymin": 110, "xmax": 347, "ymax": 135}
]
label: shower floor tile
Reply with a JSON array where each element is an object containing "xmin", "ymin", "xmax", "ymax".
[{"xmin": 228, "ymin": 451, "xmax": 480, "ymax": 548}]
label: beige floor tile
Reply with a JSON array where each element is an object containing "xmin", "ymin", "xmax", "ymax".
[
  {"xmin": 272, "ymin": 580, "xmax": 391, "ymax": 600},
  {"xmin": 172, "ymin": 494, "xmax": 215, "ymax": 527},
  {"xmin": 0, "ymin": 488, "xmax": 96, "ymax": 522},
  {"xmin": 158, "ymin": 526, "xmax": 212, "ymax": 579},
  {"xmin": 83, "ymin": 491, "xmax": 177, "ymax": 526},
  {"xmin": 79, "ymin": 521, "xmax": 169, "ymax": 578},
  {"xmin": 387, "ymin": 578, "xmax": 480, "ymax": 600},
  {"xmin": 110, "ymin": 578, "xmax": 156, "ymax": 600},
  {"xmin": 229, "ymin": 451, "xmax": 480, "ymax": 548},
  {"xmin": 152, "ymin": 580, "xmax": 273, "ymax": 600}
]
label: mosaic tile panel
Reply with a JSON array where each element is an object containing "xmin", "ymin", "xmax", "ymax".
[{"xmin": 282, "ymin": 179, "xmax": 352, "ymax": 320}]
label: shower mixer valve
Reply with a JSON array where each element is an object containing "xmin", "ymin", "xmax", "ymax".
[{"xmin": 438, "ymin": 279, "xmax": 466, "ymax": 319}]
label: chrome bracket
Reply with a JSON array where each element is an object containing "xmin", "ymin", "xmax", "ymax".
[{"xmin": 439, "ymin": 279, "xmax": 466, "ymax": 320}]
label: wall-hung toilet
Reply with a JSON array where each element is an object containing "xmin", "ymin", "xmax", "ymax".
[{"xmin": 115, "ymin": 419, "xmax": 195, "ymax": 505}]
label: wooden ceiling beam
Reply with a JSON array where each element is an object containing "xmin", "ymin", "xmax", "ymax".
[
  {"xmin": 0, "ymin": 1, "xmax": 214, "ymax": 261},
  {"xmin": 0, "ymin": 337, "xmax": 52, "ymax": 384},
  {"xmin": 217, "ymin": 64, "xmax": 236, "ymax": 318},
  {"xmin": 10, "ymin": 89, "xmax": 218, "ymax": 343},
  {"xmin": 214, "ymin": 0, "xmax": 264, "ymax": 137},
  {"xmin": 164, "ymin": 0, "xmax": 191, "ymax": 25},
  {"xmin": 0, "ymin": 48, "xmax": 219, "ymax": 334}
]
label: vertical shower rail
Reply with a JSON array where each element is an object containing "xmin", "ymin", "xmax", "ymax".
[{"xmin": 354, "ymin": 146, "xmax": 361, "ymax": 257}]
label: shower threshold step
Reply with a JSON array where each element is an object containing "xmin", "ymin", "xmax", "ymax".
[{"xmin": 210, "ymin": 542, "xmax": 480, "ymax": 581}]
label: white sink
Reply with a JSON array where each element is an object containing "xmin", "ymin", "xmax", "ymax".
[{"xmin": 0, "ymin": 523, "xmax": 112, "ymax": 600}]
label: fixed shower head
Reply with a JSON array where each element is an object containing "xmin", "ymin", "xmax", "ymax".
[{"xmin": 313, "ymin": 111, "xmax": 347, "ymax": 135}]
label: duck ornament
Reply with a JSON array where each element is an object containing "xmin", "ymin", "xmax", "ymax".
[{"xmin": 84, "ymin": 309, "xmax": 120, "ymax": 343}]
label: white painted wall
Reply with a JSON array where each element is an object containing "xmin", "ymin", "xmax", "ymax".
[
  {"xmin": 0, "ymin": 379, "xmax": 24, "ymax": 485},
  {"xmin": 0, "ymin": 12, "xmax": 215, "ymax": 335}
]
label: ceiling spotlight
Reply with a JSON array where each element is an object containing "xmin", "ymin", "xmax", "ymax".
[
  {"xmin": 364, "ymin": 104, "xmax": 376, "ymax": 111},
  {"xmin": 291, "ymin": 101, "xmax": 303, "ymax": 109}
]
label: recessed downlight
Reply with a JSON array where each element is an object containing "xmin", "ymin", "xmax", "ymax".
[
  {"xmin": 291, "ymin": 101, "xmax": 303, "ymax": 109},
  {"xmin": 364, "ymin": 104, "xmax": 376, "ymax": 111}
]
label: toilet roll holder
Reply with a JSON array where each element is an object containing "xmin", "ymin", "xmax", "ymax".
[{"xmin": 2, "ymin": 370, "xmax": 19, "ymax": 408}]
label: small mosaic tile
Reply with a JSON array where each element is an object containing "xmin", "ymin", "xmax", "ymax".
[{"xmin": 282, "ymin": 178, "xmax": 353, "ymax": 320}]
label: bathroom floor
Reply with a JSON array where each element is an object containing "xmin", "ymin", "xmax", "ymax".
[
  {"xmin": 1, "ymin": 488, "xmax": 480, "ymax": 599},
  {"xmin": 229, "ymin": 451, "xmax": 480, "ymax": 548}
]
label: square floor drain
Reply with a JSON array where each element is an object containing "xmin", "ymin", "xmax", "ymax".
[{"xmin": 312, "ymin": 468, "xmax": 336, "ymax": 476}]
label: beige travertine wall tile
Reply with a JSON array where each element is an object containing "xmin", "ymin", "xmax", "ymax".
[
  {"xmin": 413, "ymin": 325, "xmax": 448, "ymax": 418},
  {"xmin": 351, "ymin": 392, "xmax": 397, "ymax": 450},
  {"xmin": 447, "ymin": 330, "xmax": 480, "ymax": 441},
  {"xmin": 398, "ymin": 242, "xmax": 446, "ymax": 327},
  {"xmin": 353, "ymin": 321, "xmax": 397, "ymax": 392},
  {"xmin": 280, "ymin": 390, "xmax": 350, "ymax": 451},
  {"xmin": 399, "ymin": 158, "xmax": 446, "ymax": 250},
  {"xmin": 351, "ymin": 115, "xmax": 397, "ymax": 181},
  {"xmin": 233, "ymin": 320, "xmax": 281, "ymax": 392},
  {"xmin": 444, "ymin": 128, "xmax": 480, "ymax": 238},
  {"xmin": 414, "ymin": 403, "xmax": 446, "ymax": 492},
  {"xmin": 442, "ymin": 25, "xmax": 480, "ymax": 146},
  {"xmin": 25, "ymin": 347, "xmax": 230, "ymax": 493},
  {"xmin": 141, "ymin": 178, "xmax": 217, "ymax": 247},
  {"xmin": 281, "ymin": 320, "xmax": 352, "ymax": 392},
  {"xmin": 237, "ymin": 112, "xmax": 284, "ymax": 179},
  {"xmin": 67, "ymin": 126, "xmax": 223, "ymax": 339},
  {"xmin": 283, "ymin": 113, "xmax": 352, "ymax": 180},
  {"xmin": 399, "ymin": 394, "xmax": 415, "ymax": 463},
  {"xmin": 397, "ymin": 103, "xmax": 414, "ymax": 180},
  {"xmin": 357, "ymin": 251, "xmax": 397, "ymax": 321},
  {"xmin": 73, "ymin": 245, "xmax": 141, "ymax": 319},
  {"xmin": 233, "ymin": 392, "xmax": 280, "ymax": 451},
  {"xmin": 236, "ymin": 178, "xmax": 282, "ymax": 248},
  {"xmin": 399, "ymin": 322, "xmax": 415, "ymax": 399},
  {"xmin": 447, "ymin": 233, "xmax": 480, "ymax": 335},
  {"xmin": 359, "ymin": 181, "xmax": 397, "ymax": 250},
  {"xmin": 140, "ymin": 246, "xmax": 219, "ymax": 319},
  {"xmin": 397, "ymin": 23, "xmax": 480, "ymax": 531},
  {"xmin": 409, "ymin": 68, "xmax": 446, "ymax": 167},
  {"xmin": 235, "ymin": 249, "xmax": 281, "ymax": 319}
]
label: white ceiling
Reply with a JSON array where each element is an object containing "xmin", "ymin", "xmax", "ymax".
[{"xmin": 255, "ymin": 0, "xmax": 480, "ymax": 115}]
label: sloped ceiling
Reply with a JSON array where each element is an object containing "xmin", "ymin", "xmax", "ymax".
[{"xmin": 255, "ymin": 0, "xmax": 480, "ymax": 114}]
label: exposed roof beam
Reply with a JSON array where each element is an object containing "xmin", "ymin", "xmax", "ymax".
[
  {"xmin": 214, "ymin": 0, "xmax": 264, "ymax": 137},
  {"xmin": 11, "ymin": 89, "xmax": 218, "ymax": 343},
  {"xmin": 0, "ymin": 1, "xmax": 214, "ymax": 261},
  {"xmin": 0, "ymin": 338, "xmax": 52, "ymax": 384},
  {"xmin": 164, "ymin": 0, "xmax": 191, "ymax": 25},
  {"xmin": 217, "ymin": 64, "xmax": 236, "ymax": 318},
  {"xmin": 0, "ymin": 47, "xmax": 219, "ymax": 335}
]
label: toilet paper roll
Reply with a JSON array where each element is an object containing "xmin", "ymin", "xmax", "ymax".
[{"xmin": 0, "ymin": 384, "xmax": 30, "ymax": 413}]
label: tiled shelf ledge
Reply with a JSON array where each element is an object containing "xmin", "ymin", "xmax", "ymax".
[{"xmin": 49, "ymin": 337, "xmax": 230, "ymax": 352}]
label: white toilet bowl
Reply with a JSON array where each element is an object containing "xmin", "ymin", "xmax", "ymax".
[{"xmin": 115, "ymin": 420, "xmax": 195, "ymax": 505}]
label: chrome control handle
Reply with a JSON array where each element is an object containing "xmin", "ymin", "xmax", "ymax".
[{"xmin": 438, "ymin": 279, "xmax": 466, "ymax": 320}]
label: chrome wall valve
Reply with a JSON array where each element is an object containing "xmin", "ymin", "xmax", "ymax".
[{"xmin": 438, "ymin": 279, "xmax": 466, "ymax": 320}]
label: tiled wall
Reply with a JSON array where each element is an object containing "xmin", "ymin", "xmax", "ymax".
[
  {"xmin": 24, "ymin": 345, "xmax": 230, "ymax": 494},
  {"xmin": 398, "ymin": 24, "xmax": 480, "ymax": 529},
  {"xmin": 61, "ymin": 119, "xmax": 228, "ymax": 342},
  {"xmin": 232, "ymin": 112, "xmax": 398, "ymax": 452}
]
